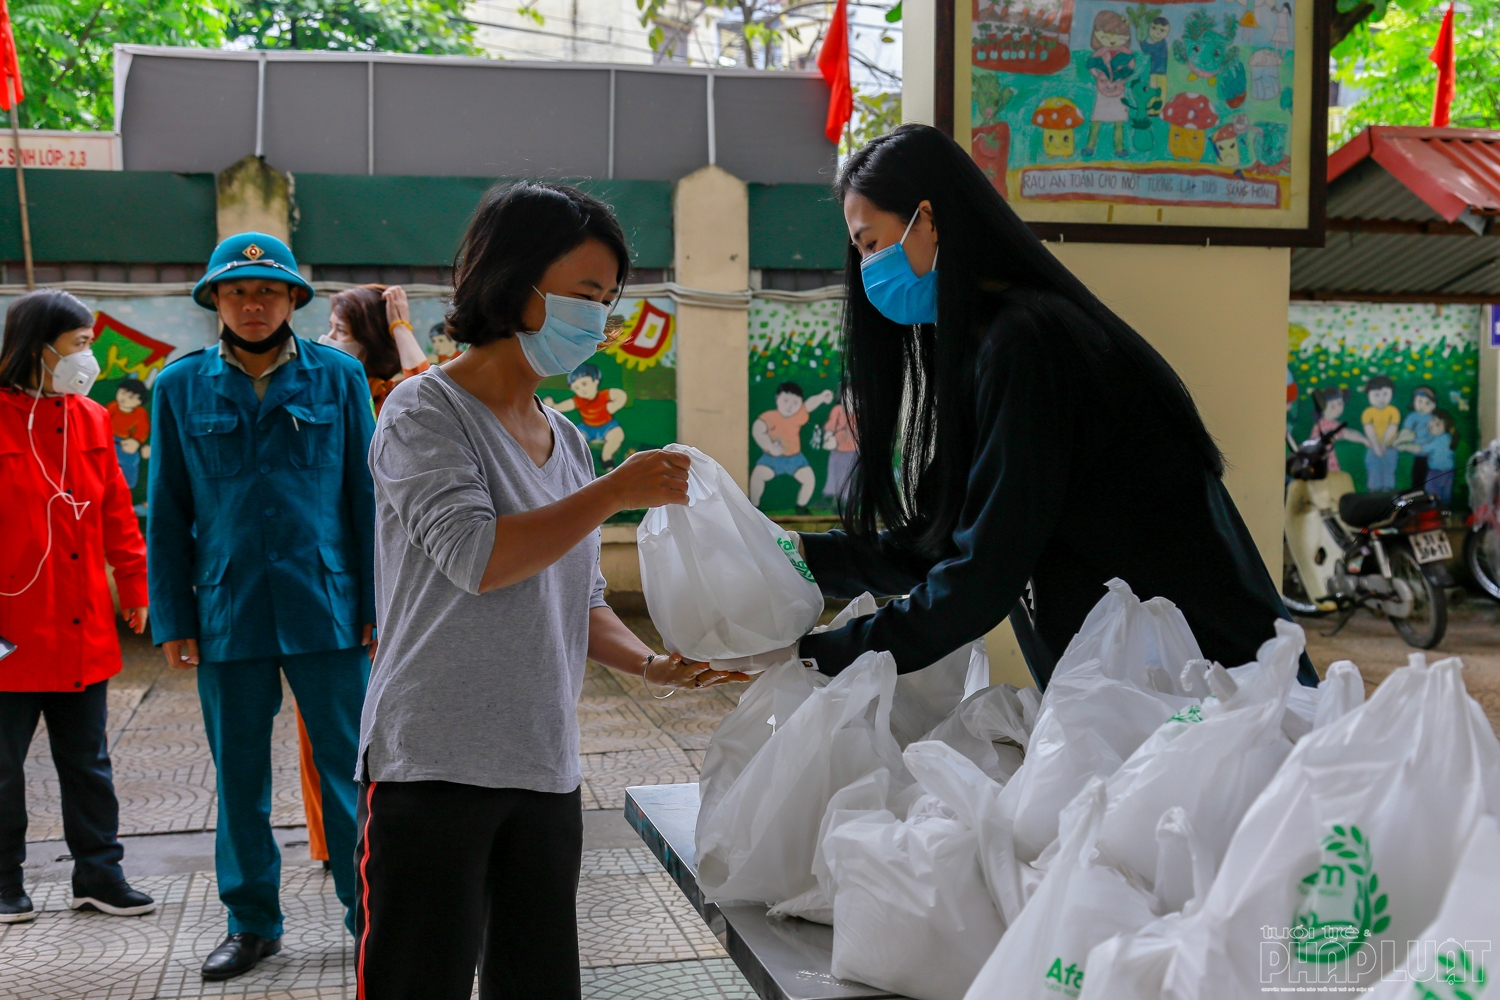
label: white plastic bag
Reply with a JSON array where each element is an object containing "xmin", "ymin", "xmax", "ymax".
[
  {"xmin": 963, "ymin": 777, "xmax": 1159, "ymax": 1000},
  {"xmin": 921, "ymin": 683, "xmax": 1039, "ymax": 783},
  {"xmin": 904, "ymin": 740, "xmax": 1044, "ymax": 925},
  {"xmin": 1313, "ymin": 659, "xmax": 1364, "ymax": 730},
  {"xmin": 1006, "ymin": 580, "xmax": 1200, "ymax": 860},
  {"xmin": 815, "ymin": 591, "xmax": 989, "ymax": 746},
  {"xmin": 1364, "ymin": 815, "xmax": 1500, "ymax": 1000},
  {"xmin": 1095, "ymin": 621, "xmax": 1304, "ymax": 892},
  {"xmin": 697, "ymin": 657, "xmax": 827, "ymax": 830},
  {"xmin": 1078, "ymin": 808, "xmax": 1216, "ymax": 1000},
  {"xmin": 638, "ymin": 444, "xmax": 824, "ymax": 661},
  {"xmin": 766, "ymin": 767, "xmax": 903, "ymax": 924},
  {"xmin": 825, "ymin": 784, "xmax": 1006, "ymax": 1000},
  {"xmin": 694, "ymin": 650, "xmax": 905, "ymax": 904},
  {"xmin": 1160, "ymin": 654, "xmax": 1500, "ymax": 1000}
]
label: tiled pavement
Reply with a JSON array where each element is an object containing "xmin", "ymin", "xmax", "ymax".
[{"xmin": 1, "ymin": 619, "xmax": 754, "ymax": 999}]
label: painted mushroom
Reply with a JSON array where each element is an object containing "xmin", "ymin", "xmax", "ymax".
[
  {"xmin": 1161, "ymin": 92, "xmax": 1219, "ymax": 161},
  {"xmin": 1213, "ymin": 123, "xmax": 1241, "ymax": 168},
  {"xmin": 1032, "ymin": 98, "xmax": 1085, "ymax": 159}
]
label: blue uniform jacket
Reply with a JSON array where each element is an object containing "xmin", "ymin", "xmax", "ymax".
[{"xmin": 147, "ymin": 339, "xmax": 377, "ymax": 663}]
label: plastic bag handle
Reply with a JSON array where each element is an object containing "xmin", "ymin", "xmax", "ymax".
[{"xmin": 663, "ymin": 443, "xmax": 714, "ymax": 506}]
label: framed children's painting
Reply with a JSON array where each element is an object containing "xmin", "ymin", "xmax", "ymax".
[{"xmin": 935, "ymin": 0, "xmax": 1329, "ymax": 245}]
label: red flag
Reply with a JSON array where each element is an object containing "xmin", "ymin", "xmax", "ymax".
[
  {"xmin": 817, "ymin": 0, "xmax": 853, "ymax": 145},
  {"xmin": 1428, "ymin": 3, "xmax": 1455, "ymax": 127},
  {"xmin": 0, "ymin": 0, "xmax": 23, "ymax": 110}
]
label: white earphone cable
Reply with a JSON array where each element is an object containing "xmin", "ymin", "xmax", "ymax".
[{"xmin": 1, "ymin": 392, "xmax": 92, "ymax": 598}]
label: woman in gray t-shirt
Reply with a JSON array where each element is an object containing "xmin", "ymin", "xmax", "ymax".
[{"xmin": 355, "ymin": 182, "xmax": 744, "ymax": 1000}]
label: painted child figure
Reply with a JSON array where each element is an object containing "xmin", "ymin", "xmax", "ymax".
[
  {"xmin": 426, "ymin": 326, "xmax": 463, "ymax": 365},
  {"xmin": 105, "ymin": 378, "xmax": 152, "ymax": 489},
  {"xmin": 1139, "ymin": 15, "xmax": 1171, "ymax": 116},
  {"xmin": 750, "ymin": 382, "xmax": 835, "ymax": 514},
  {"xmin": 1308, "ymin": 387, "xmax": 1361, "ymax": 474},
  {"xmin": 543, "ymin": 362, "xmax": 628, "ymax": 470},
  {"xmin": 821, "ymin": 402, "xmax": 859, "ymax": 503},
  {"xmin": 1397, "ymin": 386, "xmax": 1438, "ymax": 492},
  {"xmin": 1083, "ymin": 11, "xmax": 1135, "ymax": 159},
  {"xmin": 1360, "ymin": 376, "xmax": 1401, "ymax": 492},
  {"xmin": 1400, "ymin": 408, "xmax": 1458, "ymax": 504}
]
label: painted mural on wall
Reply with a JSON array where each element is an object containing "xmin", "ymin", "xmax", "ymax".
[
  {"xmin": 0, "ymin": 290, "xmax": 458, "ymax": 515},
  {"xmin": 971, "ymin": 0, "xmax": 1296, "ymax": 209},
  {"xmin": 748, "ymin": 297, "xmax": 850, "ymax": 517},
  {"xmin": 540, "ymin": 297, "xmax": 678, "ymax": 490},
  {"xmin": 1287, "ymin": 302, "xmax": 1480, "ymax": 508}
]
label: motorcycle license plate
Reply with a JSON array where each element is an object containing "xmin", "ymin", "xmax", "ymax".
[{"xmin": 1412, "ymin": 529, "xmax": 1453, "ymax": 564}]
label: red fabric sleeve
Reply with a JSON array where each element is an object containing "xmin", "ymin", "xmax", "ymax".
[{"xmin": 94, "ymin": 406, "xmax": 149, "ymax": 608}]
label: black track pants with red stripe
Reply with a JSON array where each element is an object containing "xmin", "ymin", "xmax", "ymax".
[{"xmin": 354, "ymin": 779, "xmax": 583, "ymax": 1000}]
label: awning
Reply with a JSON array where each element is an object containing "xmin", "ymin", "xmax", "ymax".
[{"xmin": 1292, "ymin": 126, "xmax": 1500, "ymax": 301}]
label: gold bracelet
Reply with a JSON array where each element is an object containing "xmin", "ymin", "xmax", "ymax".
[{"xmin": 389, "ymin": 320, "xmax": 413, "ymax": 334}]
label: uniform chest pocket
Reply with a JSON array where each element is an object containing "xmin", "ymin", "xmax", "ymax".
[
  {"xmin": 186, "ymin": 411, "xmax": 243, "ymax": 478},
  {"xmin": 285, "ymin": 403, "xmax": 339, "ymax": 470}
]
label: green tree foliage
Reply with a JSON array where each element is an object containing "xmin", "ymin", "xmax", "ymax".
[
  {"xmin": 1331, "ymin": 0, "xmax": 1500, "ymax": 145},
  {"xmin": 4, "ymin": 0, "xmax": 230, "ymax": 130},
  {"xmin": 227, "ymin": 0, "xmax": 479, "ymax": 53},
  {"xmin": 842, "ymin": 88, "xmax": 901, "ymax": 153},
  {"xmin": 2, "ymin": 0, "xmax": 479, "ymax": 132}
]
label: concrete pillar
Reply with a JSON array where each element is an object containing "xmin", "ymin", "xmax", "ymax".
[
  {"xmin": 1479, "ymin": 305, "xmax": 1500, "ymax": 449},
  {"xmin": 674, "ymin": 165, "xmax": 751, "ymax": 488},
  {"xmin": 901, "ymin": 0, "xmax": 936, "ymax": 126},
  {"xmin": 216, "ymin": 155, "xmax": 292, "ymax": 245}
]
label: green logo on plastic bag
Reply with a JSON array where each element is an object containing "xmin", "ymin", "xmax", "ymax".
[
  {"xmin": 1167, "ymin": 704, "xmax": 1205, "ymax": 725},
  {"xmin": 777, "ymin": 536, "xmax": 816, "ymax": 583},
  {"xmin": 1414, "ymin": 947, "xmax": 1487, "ymax": 1000},
  {"xmin": 1292, "ymin": 823, "xmax": 1389, "ymax": 964},
  {"xmin": 1043, "ymin": 957, "xmax": 1084, "ymax": 997}
]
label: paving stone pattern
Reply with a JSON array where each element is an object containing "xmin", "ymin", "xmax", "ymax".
[{"xmin": 1, "ymin": 623, "xmax": 754, "ymax": 999}]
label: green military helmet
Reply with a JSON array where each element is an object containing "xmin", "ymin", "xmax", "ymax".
[{"xmin": 192, "ymin": 232, "xmax": 315, "ymax": 310}]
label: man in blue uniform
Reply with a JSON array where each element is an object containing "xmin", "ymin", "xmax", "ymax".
[{"xmin": 148, "ymin": 233, "xmax": 376, "ymax": 980}]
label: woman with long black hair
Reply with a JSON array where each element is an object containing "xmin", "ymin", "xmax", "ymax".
[{"xmin": 793, "ymin": 123, "xmax": 1315, "ymax": 688}]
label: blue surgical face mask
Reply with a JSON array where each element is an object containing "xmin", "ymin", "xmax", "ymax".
[
  {"xmin": 859, "ymin": 207, "xmax": 939, "ymax": 326},
  {"xmin": 518, "ymin": 289, "xmax": 610, "ymax": 378}
]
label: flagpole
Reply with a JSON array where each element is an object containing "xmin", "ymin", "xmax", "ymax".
[{"xmin": 7, "ymin": 76, "xmax": 32, "ymax": 290}]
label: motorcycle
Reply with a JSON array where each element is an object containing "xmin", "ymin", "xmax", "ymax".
[
  {"xmin": 1282, "ymin": 423, "xmax": 1452, "ymax": 648},
  {"xmin": 1463, "ymin": 440, "xmax": 1500, "ymax": 602}
]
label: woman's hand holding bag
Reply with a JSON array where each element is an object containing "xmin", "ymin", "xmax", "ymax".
[
  {"xmin": 602, "ymin": 448, "xmax": 692, "ymax": 510},
  {"xmin": 643, "ymin": 652, "xmax": 749, "ymax": 691}
]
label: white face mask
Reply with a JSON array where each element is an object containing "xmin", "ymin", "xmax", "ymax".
[
  {"xmin": 45, "ymin": 343, "xmax": 101, "ymax": 396},
  {"xmin": 318, "ymin": 332, "xmax": 365, "ymax": 360}
]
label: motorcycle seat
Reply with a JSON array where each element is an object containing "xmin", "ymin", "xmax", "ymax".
[{"xmin": 1339, "ymin": 491, "xmax": 1399, "ymax": 528}]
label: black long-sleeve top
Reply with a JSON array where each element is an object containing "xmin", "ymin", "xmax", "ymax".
[{"xmin": 798, "ymin": 287, "xmax": 1304, "ymax": 685}]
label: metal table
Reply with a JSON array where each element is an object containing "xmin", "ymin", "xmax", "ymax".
[{"xmin": 624, "ymin": 783, "xmax": 907, "ymax": 1000}]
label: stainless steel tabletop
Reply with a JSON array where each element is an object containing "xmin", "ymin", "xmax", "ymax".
[{"xmin": 624, "ymin": 783, "xmax": 906, "ymax": 1000}]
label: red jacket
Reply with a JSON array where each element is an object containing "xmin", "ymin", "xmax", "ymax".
[{"xmin": 0, "ymin": 389, "xmax": 148, "ymax": 692}]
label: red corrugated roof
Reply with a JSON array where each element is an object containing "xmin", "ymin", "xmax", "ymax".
[{"xmin": 1328, "ymin": 126, "xmax": 1500, "ymax": 222}]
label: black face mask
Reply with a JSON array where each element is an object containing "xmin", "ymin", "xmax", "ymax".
[{"xmin": 221, "ymin": 320, "xmax": 294, "ymax": 355}]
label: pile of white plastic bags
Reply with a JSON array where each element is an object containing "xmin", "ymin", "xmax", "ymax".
[{"xmin": 688, "ymin": 574, "xmax": 1500, "ymax": 1000}]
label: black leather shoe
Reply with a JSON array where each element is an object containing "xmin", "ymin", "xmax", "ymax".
[
  {"xmin": 200, "ymin": 932, "xmax": 282, "ymax": 980},
  {"xmin": 0, "ymin": 884, "xmax": 36, "ymax": 924},
  {"xmin": 70, "ymin": 879, "xmax": 158, "ymax": 916}
]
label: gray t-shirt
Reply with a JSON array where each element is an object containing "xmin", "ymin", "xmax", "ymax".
[{"xmin": 358, "ymin": 367, "xmax": 606, "ymax": 792}]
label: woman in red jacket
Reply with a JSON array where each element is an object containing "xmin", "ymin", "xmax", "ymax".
[{"xmin": 0, "ymin": 290, "xmax": 157, "ymax": 923}]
